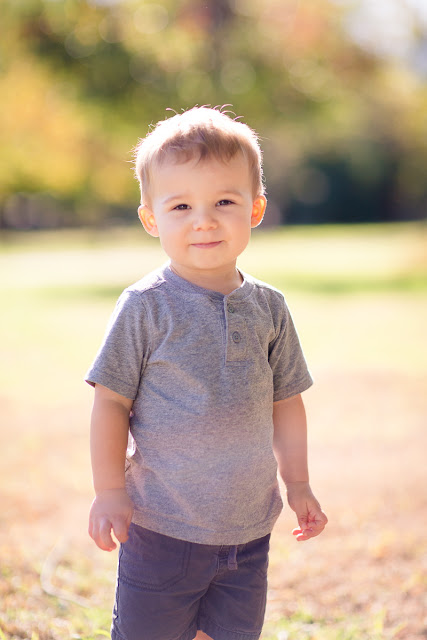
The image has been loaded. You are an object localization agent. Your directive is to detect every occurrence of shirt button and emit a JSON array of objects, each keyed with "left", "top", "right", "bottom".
[
  {"left": 232, "top": 331, "right": 241, "bottom": 343},
  {"left": 227, "top": 304, "right": 235, "bottom": 313}
]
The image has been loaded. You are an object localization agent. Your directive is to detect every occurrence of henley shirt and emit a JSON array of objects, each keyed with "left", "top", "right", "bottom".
[{"left": 86, "top": 264, "right": 313, "bottom": 545}]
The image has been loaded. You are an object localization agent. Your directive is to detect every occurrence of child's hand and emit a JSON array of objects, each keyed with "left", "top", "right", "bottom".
[
  {"left": 89, "top": 488, "right": 134, "bottom": 551},
  {"left": 286, "top": 482, "right": 328, "bottom": 542}
]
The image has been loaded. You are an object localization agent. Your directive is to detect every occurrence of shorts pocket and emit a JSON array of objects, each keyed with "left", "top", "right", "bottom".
[{"left": 119, "top": 524, "right": 191, "bottom": 592}]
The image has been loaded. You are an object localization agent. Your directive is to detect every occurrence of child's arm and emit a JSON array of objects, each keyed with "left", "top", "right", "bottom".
[
  {"left": 273, "top": 394, "right": 328, "bottom": 541},
  {"left": 88, "top": 383, "right": 135, "bottom": 551}
]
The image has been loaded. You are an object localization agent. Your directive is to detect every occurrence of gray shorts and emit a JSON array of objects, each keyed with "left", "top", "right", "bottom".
[{"left": 111, "top": 523, "right": 270, "bottom": 640}]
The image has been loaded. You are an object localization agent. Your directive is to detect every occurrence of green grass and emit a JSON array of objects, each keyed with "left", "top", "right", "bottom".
[
  {"left": 1, "top": 221, "right": 426, "bottom": 296},
  {"left": 261, "top": 608, "right": 407, "bottom": 640}
]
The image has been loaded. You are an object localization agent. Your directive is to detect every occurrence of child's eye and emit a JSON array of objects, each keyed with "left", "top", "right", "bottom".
[
  {"left": 173, "top": 204, "right": 190, "bottom": 210},
  {"left": 217, "top": 199, "right": 234, "bottom": 206}
]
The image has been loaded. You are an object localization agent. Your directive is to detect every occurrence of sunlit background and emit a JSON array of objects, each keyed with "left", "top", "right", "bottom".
[
  {"left": 0, "top": 2, "right": 426, "bottom": 640},
  {"left": 1, "top": 0, "right": 426, "bottom": 229}
]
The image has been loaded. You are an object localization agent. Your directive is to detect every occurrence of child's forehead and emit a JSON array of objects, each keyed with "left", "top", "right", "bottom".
[
  {"left": 145, "top": 153, "right": 253, "bottom": 205},
  {"left": 153, "top": 149, "right": 250, "bottom": 176}
]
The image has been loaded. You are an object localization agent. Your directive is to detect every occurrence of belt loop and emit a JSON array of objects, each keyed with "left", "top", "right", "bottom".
[{"left": 227, "top": 545, "right": 238, "bottom": 570}]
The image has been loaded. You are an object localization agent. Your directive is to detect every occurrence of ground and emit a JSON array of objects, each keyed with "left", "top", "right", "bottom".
[{"left": 0, "top": 223, "right": 426, "bottom": 640}]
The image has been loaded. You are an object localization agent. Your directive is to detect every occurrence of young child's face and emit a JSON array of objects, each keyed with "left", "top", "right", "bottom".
[{"left": 138, "top": 153, "right": 266, "bottom": 286}]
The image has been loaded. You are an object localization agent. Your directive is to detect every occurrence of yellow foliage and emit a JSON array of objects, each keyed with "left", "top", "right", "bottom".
[
  {"left": 0, "top": 56, "right": 90, "bottom": 195},
  {"left": 91, "top": 158, "right": 136, "bottom": 205}
]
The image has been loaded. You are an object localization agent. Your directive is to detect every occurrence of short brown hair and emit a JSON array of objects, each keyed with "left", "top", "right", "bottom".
[{"left": 133, "top": 106, "right": 264, "bottom": 204}]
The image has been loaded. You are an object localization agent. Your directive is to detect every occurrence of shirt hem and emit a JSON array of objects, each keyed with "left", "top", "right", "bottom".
[
  {"left": 130, "top": 504, "right": 283, "bottom": 546},
  {"left": 273, "top": 374, "right": 313, "bottom": 402},
  {"left": 84, "top": 369, "right": 137, "bottom": 400}
]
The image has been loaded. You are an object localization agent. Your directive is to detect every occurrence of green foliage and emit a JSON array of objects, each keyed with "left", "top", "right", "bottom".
[{"left": 1, "top": 0, "right": 426, "bottom": 228}]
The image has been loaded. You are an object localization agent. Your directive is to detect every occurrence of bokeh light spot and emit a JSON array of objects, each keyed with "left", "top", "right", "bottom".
[
  {"left": 64, "top": 27, "right": 98, "bottom": 58},
  {"left": 134, "top": 4, "right": 169, "bottom": 35}
]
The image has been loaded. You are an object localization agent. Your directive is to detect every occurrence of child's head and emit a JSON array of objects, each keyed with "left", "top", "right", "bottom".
[
  {"left": 133, "top": 106, "right": 264, "bottom": 206},
  {"left": 133, "top": 106, "right": 267, "bottom": 291}
]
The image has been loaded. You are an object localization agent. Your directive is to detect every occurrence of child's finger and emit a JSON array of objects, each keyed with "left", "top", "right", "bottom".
[
  {"left": 293, "top": 512, "right": 327, "bottom": 541},
  {"left": 293, "top": 527, "right": 309, "bottom": 541},
  {"left": 297, "top": 509, "right": 327, "bottom": 530},
  {"left": 112, "top": 518, "right": 130, "bottom": 544},
  {"left": 97, "top": 518, "right": 117, "bottom": 551}
]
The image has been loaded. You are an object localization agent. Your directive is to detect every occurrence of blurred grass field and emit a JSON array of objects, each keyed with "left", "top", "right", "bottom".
[{"left": 0, "top": 222, "right": 426, "bottom": 640}]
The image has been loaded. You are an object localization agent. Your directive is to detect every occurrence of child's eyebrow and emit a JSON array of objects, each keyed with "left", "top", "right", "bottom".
[
  {"left": 160, "top": 189, "right": 246, "bottom": 206},
  {"left": 217, "top": 189, "right": 245, "bottom": 198},
  {"left": 161, "top": 194, "right": 188, "bottom": 205}
]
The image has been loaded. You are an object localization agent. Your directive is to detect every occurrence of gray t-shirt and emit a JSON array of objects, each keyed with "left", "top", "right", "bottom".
[{"left": 86, "top": 264, "right": 313, "bottom": 545}]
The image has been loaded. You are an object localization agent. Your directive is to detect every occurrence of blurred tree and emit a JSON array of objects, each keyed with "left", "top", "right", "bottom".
[{"left": 0, "top": 0, "right": 426, "bottom": 228}]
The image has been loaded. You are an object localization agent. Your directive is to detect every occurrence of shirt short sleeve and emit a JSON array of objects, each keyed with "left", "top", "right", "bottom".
[
  {"left": 268, "top": 296, "right": 313, "bottom": 402},
  {"left": 85, "top": 290, "right": 148, "bottom": 400}
]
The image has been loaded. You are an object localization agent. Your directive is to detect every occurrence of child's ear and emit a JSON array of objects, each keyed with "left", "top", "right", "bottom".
[
  {"left": 251, "top": 196, "right": 267, "bottom": 228},
  {"left": 138, "top": 205, "right": 159, "bottom": 237}
]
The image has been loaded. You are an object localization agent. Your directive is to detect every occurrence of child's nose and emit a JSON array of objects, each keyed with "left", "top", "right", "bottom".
[{"left": 192, "top": 207, "right": 218, "bottom": 230}]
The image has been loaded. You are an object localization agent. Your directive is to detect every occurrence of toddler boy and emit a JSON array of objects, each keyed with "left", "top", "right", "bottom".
[{"left": 86, "top": 106, "right": 327, "bottom": 640}]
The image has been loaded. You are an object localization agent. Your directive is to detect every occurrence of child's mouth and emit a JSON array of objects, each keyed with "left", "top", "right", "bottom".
[{"left": 191, "top": 241, "right": 222, "bottom": 249}]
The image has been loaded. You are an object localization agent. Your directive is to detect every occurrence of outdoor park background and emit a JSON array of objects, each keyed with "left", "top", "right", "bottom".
[{"left": 0, "top": 1, "right": 426, "bottom": 639}]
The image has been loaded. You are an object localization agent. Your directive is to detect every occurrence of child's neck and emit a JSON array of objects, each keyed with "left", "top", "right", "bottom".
[{"left": 169, "top": 263, "right": 243, "bottom": 295}]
